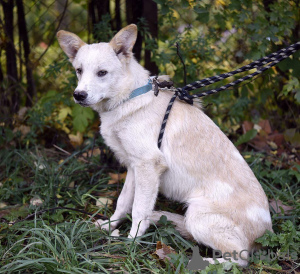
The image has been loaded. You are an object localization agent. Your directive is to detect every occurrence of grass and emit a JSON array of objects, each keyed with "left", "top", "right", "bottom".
[{"left": 0, "top": 141, "right": 299, "bottom": 273}]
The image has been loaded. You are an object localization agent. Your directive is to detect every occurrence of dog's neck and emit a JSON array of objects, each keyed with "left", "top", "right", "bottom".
[{"left": 94, "top": 58, "right": 150, "bottom": 113}]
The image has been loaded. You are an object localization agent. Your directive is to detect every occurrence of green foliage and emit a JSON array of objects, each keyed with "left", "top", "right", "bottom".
[
  {"left": 256, "top": 221, "right": 299, "bottom": 253},
  {"left": 1, "top": 147, "right": 299, "bottom": 273},
  {"left": 153, "top": 0, "right": 299, "bottom": 132},
  {"left": 234, "top": 129, "right": 257, "bottom": 146},
  {"left": 72, "top": 105, "right": 95, "bottom": 133},
  {"left": 93, "top": 14, "right": 116, "bottom": 42}
]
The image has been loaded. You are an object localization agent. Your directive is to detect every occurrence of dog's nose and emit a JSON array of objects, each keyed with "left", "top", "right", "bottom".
[{"left": 73, "top": 90, "right": 88, "bottom": 101}]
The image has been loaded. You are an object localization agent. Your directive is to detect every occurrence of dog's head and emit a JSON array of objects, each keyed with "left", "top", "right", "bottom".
[{"left": 57, "top": 25, "right": 138, "bottom": 107}]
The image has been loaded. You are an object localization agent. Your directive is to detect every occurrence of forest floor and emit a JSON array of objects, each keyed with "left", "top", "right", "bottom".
[{"left": 0, "top": 137, "right": 299, "bottom": 273}]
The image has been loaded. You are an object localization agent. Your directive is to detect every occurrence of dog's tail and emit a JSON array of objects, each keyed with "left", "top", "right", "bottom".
[{"left": 150, "top": 211, "right": 192, "bottom": 239}]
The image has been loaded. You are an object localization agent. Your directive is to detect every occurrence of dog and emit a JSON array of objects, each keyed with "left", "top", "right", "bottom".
[{"left": 57, "top": 24, "right": 272, "bottom": 266}]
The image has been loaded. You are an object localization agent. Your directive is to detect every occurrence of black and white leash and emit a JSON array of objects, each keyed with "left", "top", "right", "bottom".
[{"left": 157, "top": 41, "right": 300, "bottom": 149}]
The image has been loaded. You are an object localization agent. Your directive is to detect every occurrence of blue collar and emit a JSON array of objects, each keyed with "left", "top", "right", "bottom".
[{"left": 128, "top": 79, "right": 152, "bottom": 100}]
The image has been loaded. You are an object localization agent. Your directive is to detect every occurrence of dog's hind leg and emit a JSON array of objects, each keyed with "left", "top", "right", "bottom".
[
  {"left": 185, "top": 201, "right": 250, "bottom": 267},
  {"left": 95, "top": 168, "right": 135, "bottom": 231}
]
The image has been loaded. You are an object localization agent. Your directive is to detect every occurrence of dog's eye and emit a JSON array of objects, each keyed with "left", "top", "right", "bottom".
[
  {"left": 76, "top": 68, "right": 82, "bottom": 75},
  {"left": 97, "top": 70, "right": 107, "bottom": 77}
]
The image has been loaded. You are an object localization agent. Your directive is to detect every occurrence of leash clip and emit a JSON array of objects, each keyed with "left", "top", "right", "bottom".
[
  {"left": 152, "top": 76, "right": 175, "bottom": 97},
  {"left": 152, "top": 76, "right": 160, "bottom": 96}
]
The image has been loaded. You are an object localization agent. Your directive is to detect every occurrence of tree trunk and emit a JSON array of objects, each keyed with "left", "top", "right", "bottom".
[
  {"left": 126, "top": 0, "right": 143, "bottom": 61},
  {"left": 1, "top": 0, "right": 19, "bottom": 114},
  {"left": 88, "top": 0, "right": 110, "bottom": 39},
  {"left": 143, "top": 0, "right": 158, "bottom": 75},
  {"left": 95, "top": 0, "right": 109, "bottom": 23},
  {"left": 0, "top": 49, "right": 3, "bottom": 83},
  {"left": 16, "top": 0, "right": 36, "bottom": 106},
  {"left": 115, "top": 0, "right": 121, "bottom": 30}
]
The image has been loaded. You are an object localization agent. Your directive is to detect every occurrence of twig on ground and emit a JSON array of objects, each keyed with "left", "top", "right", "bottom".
[{"left": 53, "top": 144, "right": 71, "bottom": 155}]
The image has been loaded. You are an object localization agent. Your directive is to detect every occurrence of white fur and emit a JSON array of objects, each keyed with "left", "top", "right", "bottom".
[
  {"left": 57, "top": 25, "right": 273, "bottom": 267},
  {"left": 246, "top": 206, "right": 272, "bottom": 223}
]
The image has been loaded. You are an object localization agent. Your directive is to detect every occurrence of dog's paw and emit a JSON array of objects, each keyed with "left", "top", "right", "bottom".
[
  {"left": 94, "top": 219, "right": 109, "bottom": 231},
  {"left": 111, "top": 229, "right": 120, "bottom": 237}
]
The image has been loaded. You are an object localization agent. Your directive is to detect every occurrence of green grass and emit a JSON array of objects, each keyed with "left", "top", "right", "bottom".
[{"left": 0, "top": 144, "right": 299, "bottom": 273}]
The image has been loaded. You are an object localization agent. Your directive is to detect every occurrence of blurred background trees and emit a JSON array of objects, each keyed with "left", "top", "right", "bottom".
[{"left": 0, "top": 0, "right": 299, "bottom": 151}]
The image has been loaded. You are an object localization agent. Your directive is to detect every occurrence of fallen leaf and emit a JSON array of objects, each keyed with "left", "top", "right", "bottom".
[
  {"left": 96, "top": 197, "right": 113, "bottom": 208},
  {"left": 284, "top": 128, "right": 300, "bottom": 147},
  {"left": 267, "top": 141, "right": 278, "bottom": 150},
  {"left": 108, "top": 172, "right": 127, "bottom": 184},
  {"left": 13, "top": 125, "right": 30, "bottom": 139},
  {"left": 154, "top": 241, "right": 176, "bottom": 261},
  {"left": 68, "top": 131, "right": 83, "bottom": 147},
  {"left": 267, "top": 133, "right": 284, "bottom": 147},
  {"left": 17, "top": 107, "right": 28, "bottom": 120},
  {"left": 258, "top": 120, "right": 272, "bottom": 134},
  {"left": 269, "top": 199, "right": 294, "bottom": 215},
  {"left": 0, "top": 202, "right": 8, "bottom": 209},
  {"left": 242, "top": 121, "right": 254, "bottom": 133},
  {"left": 82, "top": 148, "right": 101, "bottom": 158}
]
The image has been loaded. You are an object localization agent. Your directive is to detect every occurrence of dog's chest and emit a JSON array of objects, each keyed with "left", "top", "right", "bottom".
[{"left": 100, "top": 117, "right": 131, "bottom": 166}]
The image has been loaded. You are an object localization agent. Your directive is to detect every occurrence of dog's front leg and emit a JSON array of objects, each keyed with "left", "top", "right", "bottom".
[
  {"left": 129, "top": 157, "right": 166, "bottom": 238},
  {"left": 96, "top": 168, "right": 135, "bottom": 231}
]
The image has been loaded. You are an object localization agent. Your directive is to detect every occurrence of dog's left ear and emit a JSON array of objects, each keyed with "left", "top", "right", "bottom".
[{"left": 109, "top": 24, "right": 137, "bottom": 61}]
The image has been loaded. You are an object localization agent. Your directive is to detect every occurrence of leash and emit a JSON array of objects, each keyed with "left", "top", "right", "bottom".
[{"left": 156, "top": 41, "right": 300, "bottom": 149}]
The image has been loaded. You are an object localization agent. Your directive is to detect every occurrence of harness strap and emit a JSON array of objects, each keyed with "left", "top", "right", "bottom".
[{"left": 157, "top": 41, "right": 300, "bottom": 149}]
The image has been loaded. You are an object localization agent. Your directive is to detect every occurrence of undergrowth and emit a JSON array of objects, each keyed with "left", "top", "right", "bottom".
[{"left": 0, "top": 143, "right": 299, "bottom": 273}]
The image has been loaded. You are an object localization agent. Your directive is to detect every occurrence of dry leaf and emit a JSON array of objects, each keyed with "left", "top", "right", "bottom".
[
  {"left": 17, "top": 107, "right": 28, "bottom": 120},
  {"left": 0, "top": 202, "right": 8, "bottom": 209},
  {"left": 82, "top": 148, "right": 101, "bottom": 158},
  {"left": 108, "top": 172, "right": 127, "bottom": 184},
  {"left": 258, "top": 120, "right": 272, "bottom": 135},
  {"left": 154, "top": 241, "right": 176, "bottom": 261},
  {"left": 242, "top": 121, "right": 254, "bottom": 133},
  {"left": 269, "top": 199, "right": 294, "bottom": 215},
  {"left": 68, "top": 132, "right": 83, "bottom": 147},
  {"left": 13, "top": 125, "right": 30, "bottom": 139},
  {"left": 267, "top": 141, "right": 278, "bottom": 150},
  {"left": 96, "top": 197, "right": 113, "bottom": 208},
  {"left": 96, "top": 191, "right": 118, "bottom": 197}
]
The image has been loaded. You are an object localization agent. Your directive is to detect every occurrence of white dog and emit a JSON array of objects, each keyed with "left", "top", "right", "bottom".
[{"left": 57, "top": 24, "right": 272, "bottom": 266}]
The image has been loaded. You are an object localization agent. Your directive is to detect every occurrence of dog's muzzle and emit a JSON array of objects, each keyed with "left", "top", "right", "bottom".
[{"left": 73, "top": 90, "right": 88, "bottom": 102}]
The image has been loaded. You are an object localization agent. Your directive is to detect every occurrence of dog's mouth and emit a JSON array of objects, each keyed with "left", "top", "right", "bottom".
[
  {"left": 74, "top": 98, "right": 91, "bottom": 107},
  {"left": 78, "top": 102, "right": 90, "bottom": 107},
  {"left": 75, "top": 95, "right": 105, "bottom": 107}
]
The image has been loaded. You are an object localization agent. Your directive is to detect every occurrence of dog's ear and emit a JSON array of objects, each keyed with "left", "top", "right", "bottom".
[
  {"left": 57, "top": 30, "right": 86, "bottom": 62},
  {"left": 109, "top": 24, "right": 137, "bottom": 61}
]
